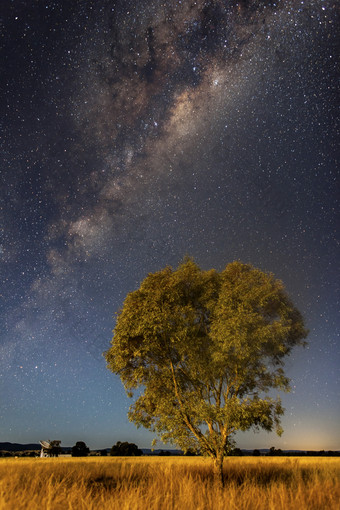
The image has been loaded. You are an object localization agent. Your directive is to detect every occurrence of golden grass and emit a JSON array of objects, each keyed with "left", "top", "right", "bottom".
[{"left": 0, "top": 456, "right": 339, "bottom": 510}]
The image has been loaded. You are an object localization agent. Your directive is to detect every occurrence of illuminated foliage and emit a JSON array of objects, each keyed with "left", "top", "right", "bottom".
[{"left": 105, "top": 259, "right": 308, "bottom": 485}]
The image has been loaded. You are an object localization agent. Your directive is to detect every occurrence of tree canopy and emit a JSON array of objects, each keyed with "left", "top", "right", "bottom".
[
  {"left": 110, "top": 441, "right": 143, "bottom": 457},
  {"left": 105, "top": 259, "right": 308, "bottom": 485},
  {"left": 71, "top": 441, "right": 90, "bottom": 457}
]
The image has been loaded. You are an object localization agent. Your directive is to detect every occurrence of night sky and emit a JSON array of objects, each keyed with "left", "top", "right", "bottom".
[{"left": 1, "top": 0, "right": 339, "bottom": 451}]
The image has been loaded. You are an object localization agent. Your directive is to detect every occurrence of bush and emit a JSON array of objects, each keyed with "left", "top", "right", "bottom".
[
  {"left": 110, "top": 441, "right": 142, "bottom": 456},
  {"left": 71, "top": 441, "right": 90, "bottom": 457}
]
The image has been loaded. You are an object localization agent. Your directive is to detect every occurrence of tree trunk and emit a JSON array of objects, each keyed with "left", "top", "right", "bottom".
[{"left": 213, "top": 453, "right": 225, "bottom": 488}]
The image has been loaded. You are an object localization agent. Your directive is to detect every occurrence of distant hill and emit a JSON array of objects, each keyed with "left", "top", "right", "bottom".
[
  {"left": 141, "top": 448, "right": 182, "bottom": 455},
  {"left": 0, "top": 442, "right": 72, "bottom": 453},
  {"left": 0, "top": 442, "right": 41, "bottom": 452}
]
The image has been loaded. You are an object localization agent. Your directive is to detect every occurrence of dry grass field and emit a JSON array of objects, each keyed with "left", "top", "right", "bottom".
[{"left": 0, "top": 455, "right": 339, "bottom": 509}]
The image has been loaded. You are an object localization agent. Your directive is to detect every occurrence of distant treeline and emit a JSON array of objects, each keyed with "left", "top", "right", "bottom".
[{"left": 1, "top": 442, "right": 339, "bottom": 458}]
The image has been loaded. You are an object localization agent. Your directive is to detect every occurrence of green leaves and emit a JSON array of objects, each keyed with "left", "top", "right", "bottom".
[{"left": 105, "top": 259, "right": 308, "bottom": 461}]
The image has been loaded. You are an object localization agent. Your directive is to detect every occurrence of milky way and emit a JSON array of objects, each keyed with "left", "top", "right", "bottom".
[{"left": 1, "top": 1, "right": 339, "bottom": 450}]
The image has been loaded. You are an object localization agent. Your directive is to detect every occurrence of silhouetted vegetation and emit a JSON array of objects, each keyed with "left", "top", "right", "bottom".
[
  {"left": 71, "top": 441, "right": 90, "bottom": 457},
  {"left": 110, "top": 441, "right": 142, "bottom": 456},
  {"left": 183, "top": 449, "right": 198, "bottom": 456},
  {"left": 230, "top": 448, "right": 244, "bottom": 456},
  {"left": 269, "top": 446, "right": 283, "bottom": 456}
]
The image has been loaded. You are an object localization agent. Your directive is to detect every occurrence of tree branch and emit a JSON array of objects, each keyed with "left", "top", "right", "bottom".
[{"left": 169, "top": 359, "right": 215, "bottom": 456}]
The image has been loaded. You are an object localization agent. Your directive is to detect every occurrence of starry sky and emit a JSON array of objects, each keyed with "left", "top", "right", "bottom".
[{"left": 1, "top": 0, "right": 339, "bottom": 451}]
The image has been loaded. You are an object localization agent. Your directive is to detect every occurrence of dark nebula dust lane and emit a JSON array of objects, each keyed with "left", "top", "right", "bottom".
[{"left": 1, "top": 0, "right": 339, "bottom": 450}]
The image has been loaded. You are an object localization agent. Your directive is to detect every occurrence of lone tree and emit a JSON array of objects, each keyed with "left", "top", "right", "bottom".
[
  {"left": 71, "top": 441, "right": 90, "bottom": 457},
  {"left": 110, "top": 441, "right": 142, "bottom": 456},
  {"left": 105, "top": 259, "right": 307, "bottom": 486}
]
